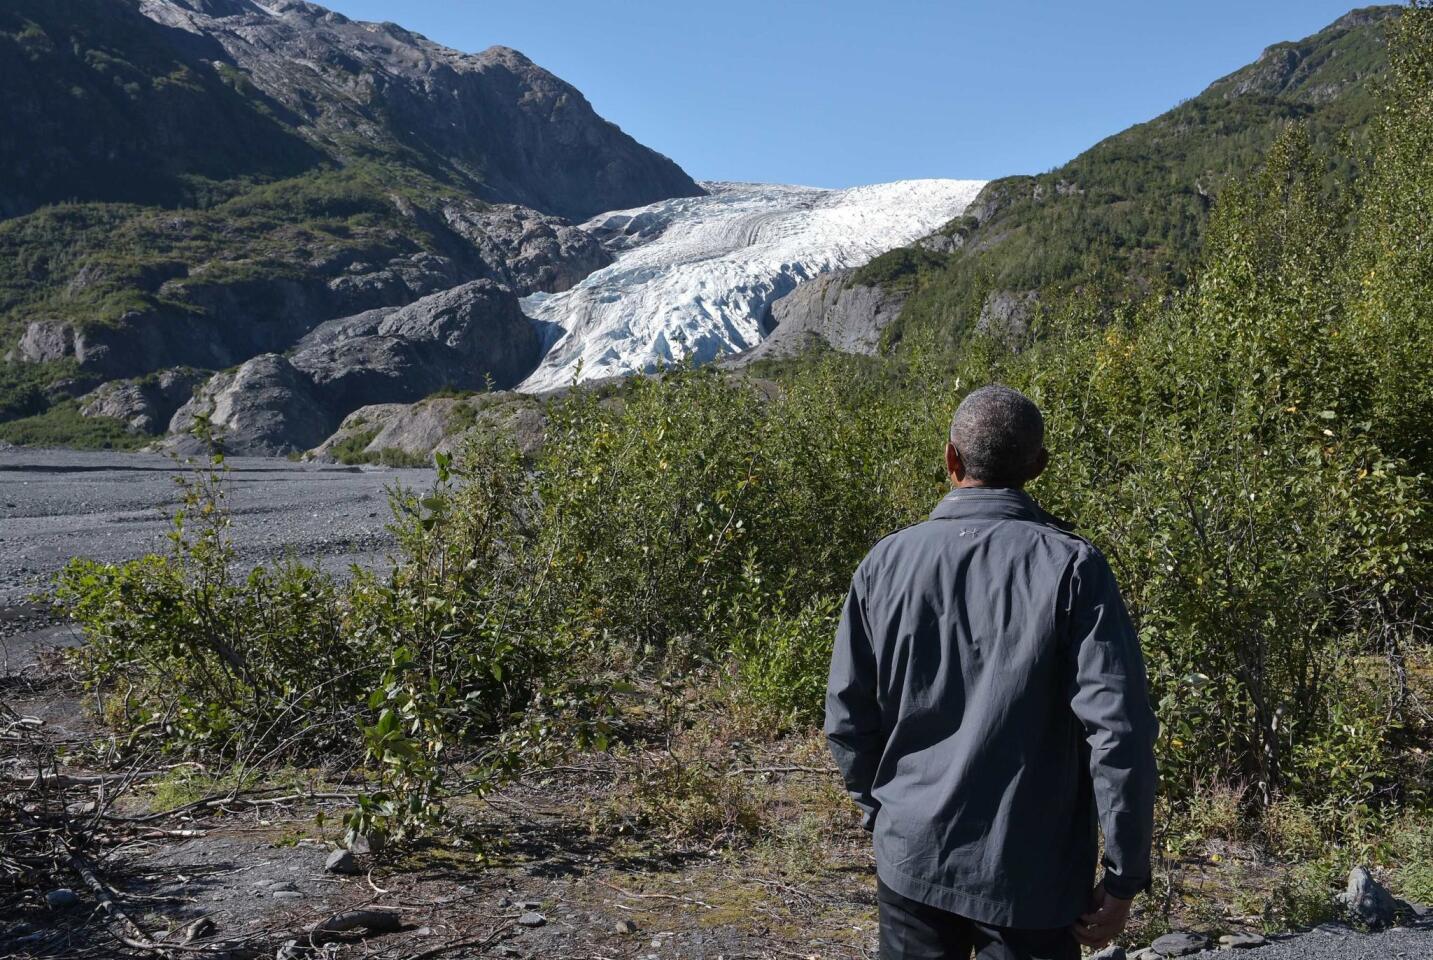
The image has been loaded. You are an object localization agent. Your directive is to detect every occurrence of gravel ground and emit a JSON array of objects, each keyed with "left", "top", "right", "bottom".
[
  {"left": 0, "top": 448, "right": 434, "bottom": 606},
  {"left": 1185, "top": 921, "right": 1433, "bottom": 959}
]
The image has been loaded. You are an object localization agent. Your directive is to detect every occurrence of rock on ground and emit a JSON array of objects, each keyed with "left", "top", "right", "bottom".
[
  {"left": 1150, "top": 931, "right": 1209, "bottom": 956},
  {"left": 1336, "top": 866, "right": 1398, "bottom": 928}
]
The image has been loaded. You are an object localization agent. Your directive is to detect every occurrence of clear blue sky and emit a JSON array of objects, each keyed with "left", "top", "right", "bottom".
[{"left": 323, "top": 0, "right": 1367, "bottom": 187}]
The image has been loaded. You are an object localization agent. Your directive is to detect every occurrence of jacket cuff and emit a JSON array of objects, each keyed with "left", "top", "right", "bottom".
[{"left": 1101, "top": 871, "right": 1149, "bottom": 900}]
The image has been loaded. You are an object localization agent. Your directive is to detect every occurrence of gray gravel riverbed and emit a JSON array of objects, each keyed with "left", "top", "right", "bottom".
[
  {"left": 1183, "top": 922, "right": 1433, "bottom": 959},
  {"left": 0, "top": 448, "right": 434, "bottom": 607}
]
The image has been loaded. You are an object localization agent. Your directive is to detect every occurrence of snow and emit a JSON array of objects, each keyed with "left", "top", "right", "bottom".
[{"left": 516, "top": 178, "right": 987, "bottom": 392}]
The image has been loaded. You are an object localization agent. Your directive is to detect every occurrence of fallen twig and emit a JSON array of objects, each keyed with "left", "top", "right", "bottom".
[
  {"left": 102, "top": 790, "right": 357, "bottom": 824},
  {"left": 68, "top": 847, "right": 224, "bottom": 956},
  {"left": 597, "top": 878, "right": 713, "bottom": 909}
]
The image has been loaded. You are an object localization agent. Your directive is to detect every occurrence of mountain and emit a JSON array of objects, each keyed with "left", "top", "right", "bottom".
[
  {"left": 0, "top": 0, "right": 699, "bottom": 222},
  {"left": 799, "top": 6, "right": 1399, "bottom": 351},
  {"left": 0, "top": 0, "right": 700, "bottom": 433},
  {"left": 517, "top": 180, "right": 986, "bottom": 392}
]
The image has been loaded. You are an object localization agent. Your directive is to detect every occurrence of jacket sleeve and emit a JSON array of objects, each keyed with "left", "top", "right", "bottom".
[
  {"left": 824, "top": 569, "right": 885, "bottom": 830},
  {"left": 1066, "top": 546, "right": 1158, "bottom": 900}
]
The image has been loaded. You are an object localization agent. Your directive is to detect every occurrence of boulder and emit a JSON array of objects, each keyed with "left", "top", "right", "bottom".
[
  {"left": 1337, "top": 866, "right": 1397, "bottom": 929},
  {"left": 1149, "top": 931, "right": 1208, "bottom": 957},
  {"left": 1219, "top": 932, "right": 1267, "bottom": 949},
  {"left": 324, "top": 849, "right": 359, "bottom": 875}
]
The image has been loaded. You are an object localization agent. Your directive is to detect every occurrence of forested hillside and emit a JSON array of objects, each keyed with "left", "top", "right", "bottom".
[{"left": 855, "top": 6, "right": 1399, "bottom": 345}]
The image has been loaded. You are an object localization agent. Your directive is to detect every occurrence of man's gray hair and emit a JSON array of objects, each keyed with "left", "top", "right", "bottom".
[{"left": 950, "top": 384, "right": 1045, "bottom": 484}]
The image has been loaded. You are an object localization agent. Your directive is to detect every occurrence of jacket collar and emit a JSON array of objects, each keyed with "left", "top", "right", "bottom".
[{"left": 928, "top": 487, "right": 1075, "bottom": 530}]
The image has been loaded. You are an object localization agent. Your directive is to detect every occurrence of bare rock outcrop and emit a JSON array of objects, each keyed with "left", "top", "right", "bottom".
[
  {"left": 2, "top": 0, "right": 701, "bottom": 431},
  {"left": 291, "top": 280, "right": 540, "bottom": 412},
  {"left": 164, "top": 281, "right": 543, "bottom": 456},
  {"left": 168, "top": 354, "right": 331, "bottom": 457},
  {"left": 975, "top": 290, "right": 1040, "bottom": 348},
  {"left": 312, "top": 393, "right": 547, "bottom": 463},
  {"left": 132, "top": 0, "right": 702, "bottom": 223},
  {"left": 78, "top": 368, "right": 209, "bottom": 435},
  {"left": 441, "top": 203, "right": 612, "bottom": 295},
  {"left": 731, "top": 270, "right": 906, "bottom": 364}
]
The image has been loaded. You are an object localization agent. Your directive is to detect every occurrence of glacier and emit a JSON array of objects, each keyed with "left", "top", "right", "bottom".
[{"left": 516, "top": 178, "right": 987, "bottom": 392}]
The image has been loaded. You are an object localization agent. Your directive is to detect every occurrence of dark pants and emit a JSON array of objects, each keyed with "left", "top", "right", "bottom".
[{"left": 877, "top": 880, "right": 1079, "bottom": 960}]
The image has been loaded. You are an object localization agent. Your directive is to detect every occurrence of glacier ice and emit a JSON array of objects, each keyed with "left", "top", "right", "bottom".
[{"left": 516, "top": 178, "right": 987, "bottom": 392}]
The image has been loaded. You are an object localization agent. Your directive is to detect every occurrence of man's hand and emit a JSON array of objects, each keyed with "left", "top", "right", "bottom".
[{"left": 1071, "top": 883, "right": 1132, "bottom": 949}]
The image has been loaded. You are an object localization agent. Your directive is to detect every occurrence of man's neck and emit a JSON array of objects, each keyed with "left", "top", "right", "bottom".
[{"left": 952, "top": 480, "right": 1025, "bottom": 491}]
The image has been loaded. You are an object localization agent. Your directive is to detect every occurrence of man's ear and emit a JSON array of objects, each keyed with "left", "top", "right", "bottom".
[
  {"left": 945, "top": 441, "right": 963, "bottom": 483},
  {"left": 1028, "top": 447, "right": 1050, "bottom": 482}
]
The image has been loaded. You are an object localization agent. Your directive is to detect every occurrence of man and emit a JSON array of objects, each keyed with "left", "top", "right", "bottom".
[{"left": 825, "top": 384, "right": 1157, "bottom": 960}]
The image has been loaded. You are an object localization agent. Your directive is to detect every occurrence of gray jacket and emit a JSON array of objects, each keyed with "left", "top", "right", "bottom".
[{"left": 825, "top": 487, "right": 1157, "bottom": 929}]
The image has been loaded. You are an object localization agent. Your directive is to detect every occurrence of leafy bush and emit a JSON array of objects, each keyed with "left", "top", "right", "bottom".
[
  {"left": 0, "top": 399, "right": 145, "bottom": 449},
  {"left": 729, "top": 589, "right": 840, "bottom": 724},
  {"left": 1392, "top": 817, "right": 1433, "bottom": 903},
  {"left": 1264, "top": 859, "right": 1341, "bottom": 931},
  {"left": 57, "top": 441, "right": 612, "bottom": 844},
  {"left": 60, "top": 459, "right": 359, "bottom": 757}
]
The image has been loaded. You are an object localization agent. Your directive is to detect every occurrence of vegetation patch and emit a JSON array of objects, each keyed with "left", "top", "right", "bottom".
[{"left": 0, "top": 399, "right": 145, "bottom": 449}]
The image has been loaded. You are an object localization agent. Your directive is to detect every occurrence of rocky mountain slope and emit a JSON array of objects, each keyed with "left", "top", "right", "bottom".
[
  {"left": 517, "top": 180, "right": 985, "bottom": 391},
  {"left": 0, "top": 0, "right": 700, "bottom": 441},
  {"left": 821, "top": 6, "right": 1400, "bottom": 351},
  {"left": 1, "top": 0, "right": 699, "bottom": 223}
]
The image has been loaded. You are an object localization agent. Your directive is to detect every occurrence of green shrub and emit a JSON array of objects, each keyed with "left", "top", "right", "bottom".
[
  {"left": 1392, "top": 817, "right": 1433, "bottom": 904},
  {"left": 327, "top": 426, "right": 379, "bottom": 464},
  {"left": 1264, "top": 859, "right": 1341, "bottom": 932},
  {"left": 0, "top": 399, "right": 144, "bottom": 449},
  {"left": 729, "top": 589, "right": 840, "bottom": 723}
]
